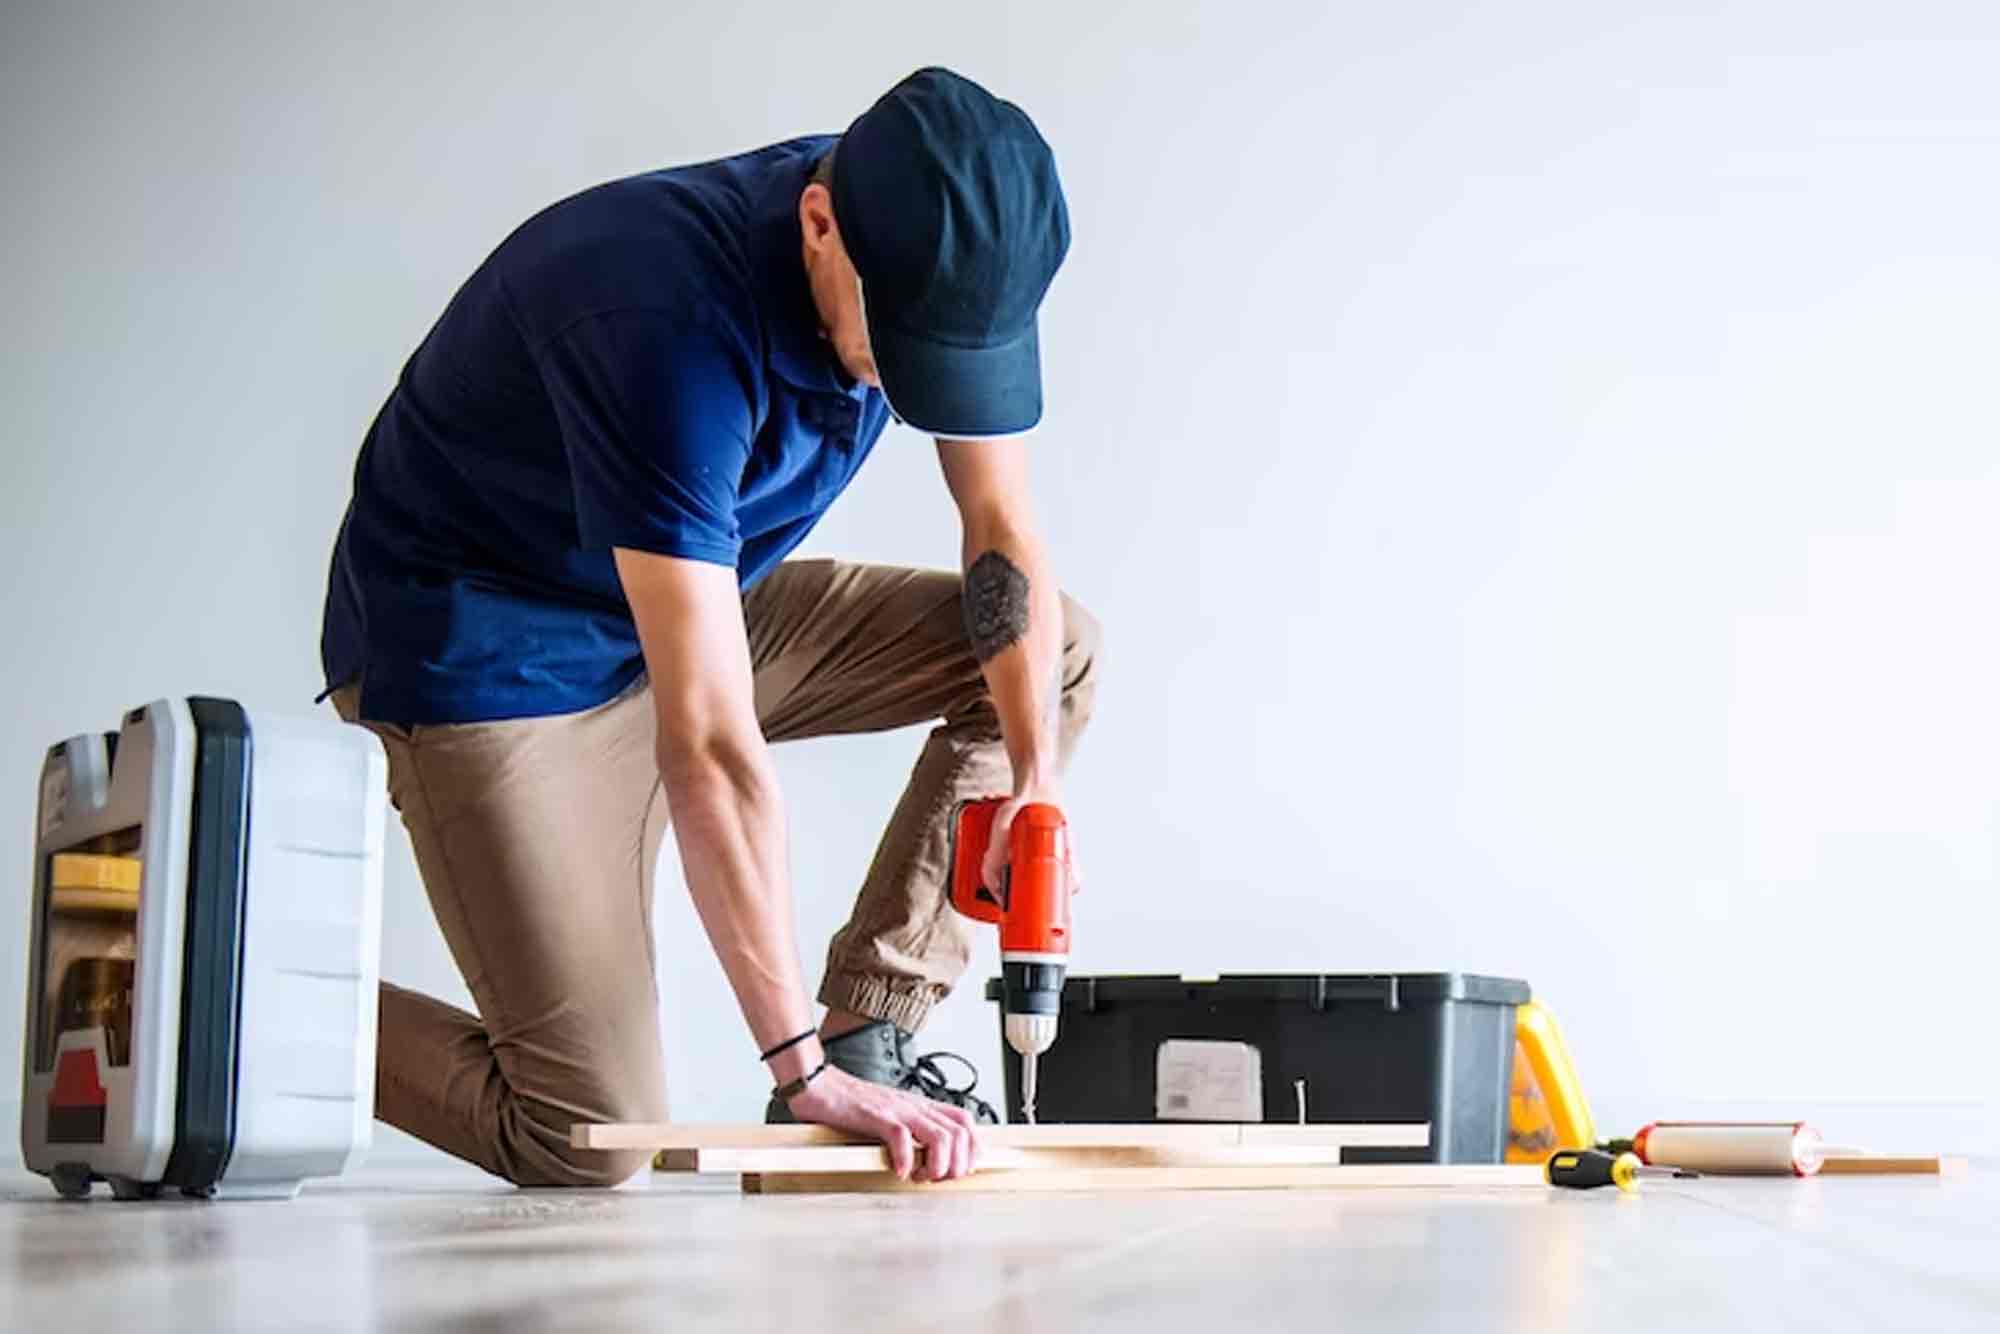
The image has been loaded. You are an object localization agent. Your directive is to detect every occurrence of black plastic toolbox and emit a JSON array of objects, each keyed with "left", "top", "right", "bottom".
[{"left": 983, "top": 972, "right": 1530, "bottom": 1163}]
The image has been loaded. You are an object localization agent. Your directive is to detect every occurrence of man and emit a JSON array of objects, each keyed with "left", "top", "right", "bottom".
[{"left": 319, "top": 67, "right": 1097, "bottom": 1187}]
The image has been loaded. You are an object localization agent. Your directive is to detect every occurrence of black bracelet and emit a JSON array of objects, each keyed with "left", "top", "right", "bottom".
[
  {"left": 759, "top": 1028, "right": 818, "bottom": 1063},
  {"left": 771, "top": 1060, "right": 829, "bottom": 1103}
]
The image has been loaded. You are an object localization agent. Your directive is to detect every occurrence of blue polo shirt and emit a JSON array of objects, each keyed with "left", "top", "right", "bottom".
[{"left": 321, "top": 137, "right": 891, "bottom": 725}]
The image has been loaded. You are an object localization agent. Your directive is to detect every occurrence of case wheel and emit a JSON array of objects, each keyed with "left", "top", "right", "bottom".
[{"left": 50, "top": 1163, "right": 95, "bottom": 1199}]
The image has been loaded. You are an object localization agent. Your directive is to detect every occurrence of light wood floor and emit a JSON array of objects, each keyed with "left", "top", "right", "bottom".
[{"left": 4, "top": 1155, "right": 1994, "bottom": 1331}]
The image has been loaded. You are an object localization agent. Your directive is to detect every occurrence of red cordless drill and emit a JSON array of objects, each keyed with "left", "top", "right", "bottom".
[{"left": 949, "top": 798, "right": 1073, "bottom": 1124}]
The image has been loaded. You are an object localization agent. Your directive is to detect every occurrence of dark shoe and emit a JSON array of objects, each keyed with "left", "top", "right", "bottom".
[{"left": 764, "top": 1021, "right": 1000, "bottom": 1125}]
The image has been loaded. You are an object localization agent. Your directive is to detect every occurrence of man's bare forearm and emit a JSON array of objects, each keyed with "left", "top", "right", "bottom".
[
  {"left": 657, "top": 739, "right": 817, "bottom": 1054},
  {"left": 961, "top": 512, "right": 1063, "bottom": 792}
]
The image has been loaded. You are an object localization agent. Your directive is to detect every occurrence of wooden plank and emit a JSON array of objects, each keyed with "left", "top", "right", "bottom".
[
  {"left": 1817, "top": 1154, "right": 1968, "bottom": 1177},
  {"left": 575, "top": 1120, "right": 1428, "bottom": 1153},
  {"left": 1239, "top": 1123, "right": 1429, "bottom": 1147},
  {"left": 740, "top": 1164, "right": 1546, "bottom": 1195},
  {"left": 658, "top": 1142, "right": 1387, "bottom": 1175}
]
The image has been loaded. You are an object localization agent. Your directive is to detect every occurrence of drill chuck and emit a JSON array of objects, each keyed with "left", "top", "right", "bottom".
[
  {"left": 1003, "top": 1012, "right": 1057, "bottom": 1056},
  {"left": 1002, "top": 959, "right": 1062, "bottom": 1126},
  {"left": 1000, "top": 958, "right": 1062, "bottom": 1056},
  {"left": 1000, "top": 958, "right": 1064, "bottom": 1014}
]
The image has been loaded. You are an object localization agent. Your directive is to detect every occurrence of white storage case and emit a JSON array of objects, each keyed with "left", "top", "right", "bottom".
[{"left": 22, "top": 697, "right": 386, "bottom": 1199}]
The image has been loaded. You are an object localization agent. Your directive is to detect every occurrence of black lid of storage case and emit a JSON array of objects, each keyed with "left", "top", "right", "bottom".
[{"left": 984, "top": 972, "right": 1531, "bottom": 1010}]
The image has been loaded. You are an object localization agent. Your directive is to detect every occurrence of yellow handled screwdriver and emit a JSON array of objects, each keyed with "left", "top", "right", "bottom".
[{"left": 1545, "top": 1148, "right": 1696, "bottom": 1192}]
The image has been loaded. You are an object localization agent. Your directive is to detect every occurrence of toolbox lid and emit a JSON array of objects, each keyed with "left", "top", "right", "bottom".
[{"left": 983, "top": 972, "right": 1531, "bottom": 1011}]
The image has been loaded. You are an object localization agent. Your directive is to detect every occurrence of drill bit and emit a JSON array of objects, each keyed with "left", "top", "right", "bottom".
[{"left": 1020, "top": 1051, "right": 1039, "bottom": 1125}]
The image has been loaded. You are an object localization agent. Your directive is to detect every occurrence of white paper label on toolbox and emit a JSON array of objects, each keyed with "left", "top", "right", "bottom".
[{"left": 1155, "top": 1039, "right": 1263, "bottom": 1122}]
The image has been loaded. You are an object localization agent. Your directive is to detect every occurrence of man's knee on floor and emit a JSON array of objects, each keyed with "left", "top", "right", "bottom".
[
  {"left": 497, "top": 1089, "right": 659, "bottom": 1188},
  {"left": 508, "top": 1143, "right": 652, "bottom": 1189}
]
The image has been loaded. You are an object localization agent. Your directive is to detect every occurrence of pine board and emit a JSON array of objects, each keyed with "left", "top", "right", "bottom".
[
  {"left": 740, "top": 1164, "right": 1546, "bottom": 1195},
  {"left": 1817, "top": 1154, "right": 1968, "bottom": 1177},
  {"left": 570, "top": 1120, "right": 1430, "bottom": 1153},
  {"left": 658, "top": 1143, "right": 1387, "bottom": 1175}
]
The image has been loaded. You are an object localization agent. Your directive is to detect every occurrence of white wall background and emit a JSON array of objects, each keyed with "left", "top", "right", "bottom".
[{"left": 4, "top": 1, "right": 1995, "bottom": 1161}]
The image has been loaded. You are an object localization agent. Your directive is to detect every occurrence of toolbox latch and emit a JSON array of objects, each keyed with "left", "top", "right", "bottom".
[{"left": 1309, "top": 974, "right": 1402, "bottom": 1012}]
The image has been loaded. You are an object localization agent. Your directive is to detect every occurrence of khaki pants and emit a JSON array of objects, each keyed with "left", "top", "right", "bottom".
[{"left": 334, "top": 559, "right": 1100, "bottom": 1186}]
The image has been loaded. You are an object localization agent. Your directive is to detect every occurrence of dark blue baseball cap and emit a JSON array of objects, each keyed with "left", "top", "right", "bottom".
[{"left": 831, "top": 68, "right": 1070, "bottom": 437}]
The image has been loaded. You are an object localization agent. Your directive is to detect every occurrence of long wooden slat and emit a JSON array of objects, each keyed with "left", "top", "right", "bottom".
[
  {"left": 573, "top": 1120, "right": 1429, "bottom": 1153},
  {"left": 658, "top": 1143, "right": 1392, "bottom": 1175},
  {"left": 1238, "top": 1124, "right": 1430, "bottom": 1147},
  {"left": 1817, "top": 1154, "right": 1968, "bottom": 1177},
  {"left": 740, "top": 1164, "right": 1545, "bottom": 1195}
]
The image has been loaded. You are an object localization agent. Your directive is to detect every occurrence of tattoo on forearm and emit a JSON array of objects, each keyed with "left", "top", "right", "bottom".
[{"left": 962, "top": 550, "right": 1031, "bottom": 663}]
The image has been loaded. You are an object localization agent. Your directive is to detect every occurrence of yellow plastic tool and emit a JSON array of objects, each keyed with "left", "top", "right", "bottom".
[
  {"left": 1506, "top": 1000, "right": 1596, "bottom": 1161},
  {"left": 49, "top": 853, "right": 141, "bottom": 913}
]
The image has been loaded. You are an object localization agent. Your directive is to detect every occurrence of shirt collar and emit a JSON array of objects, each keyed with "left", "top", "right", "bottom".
[{"left": 747, "top": 152, "right": 858, "bottom": 399}]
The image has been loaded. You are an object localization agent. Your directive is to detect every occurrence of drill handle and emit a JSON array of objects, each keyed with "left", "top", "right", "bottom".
[{"left": 948, "top": 798, "right": 1006, "bottom": 924}]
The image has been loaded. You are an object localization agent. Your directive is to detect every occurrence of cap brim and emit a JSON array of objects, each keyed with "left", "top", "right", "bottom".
[{"left": 864, "top": 300, "right": 1043, "bottom": 438}]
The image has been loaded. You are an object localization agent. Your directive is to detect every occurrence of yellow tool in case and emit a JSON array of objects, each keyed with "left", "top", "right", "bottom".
[{"left": 22, "top": 697, "right": 385, "bottom": 1199}]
